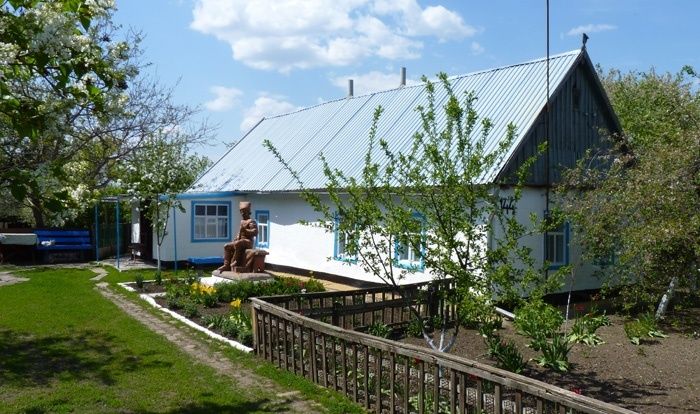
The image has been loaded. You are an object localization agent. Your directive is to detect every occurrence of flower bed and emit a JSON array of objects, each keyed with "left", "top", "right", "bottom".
[{"left": 127, "top": 273, "right": 325, "bottom": 348}]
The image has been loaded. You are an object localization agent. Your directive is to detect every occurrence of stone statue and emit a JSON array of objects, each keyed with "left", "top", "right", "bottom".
[{"left": 217, "top": 201, "right": 258, "bottom": 273}]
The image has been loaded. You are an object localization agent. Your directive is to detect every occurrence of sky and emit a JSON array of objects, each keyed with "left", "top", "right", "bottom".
[{"left": 113, "top": 0, "right": 700, "bottom": 161}]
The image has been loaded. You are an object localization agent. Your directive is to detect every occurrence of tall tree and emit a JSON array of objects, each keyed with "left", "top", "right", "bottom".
[
  {"left": 560, "top": 66, "right": 700, "bottom": 316},
  {"left": 0, "top": 1, "right": 214, "bottom": 226},
  {"left": 0, "top": 0, "right": 131, "bottom": 222}
]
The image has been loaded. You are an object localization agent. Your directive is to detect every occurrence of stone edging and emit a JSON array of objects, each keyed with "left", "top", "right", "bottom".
[{"left": 117, "top": 282, "right": 253, "bottom": 353}]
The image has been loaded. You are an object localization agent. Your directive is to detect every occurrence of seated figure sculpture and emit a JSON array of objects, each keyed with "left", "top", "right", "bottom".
[{"left": 217, "top": 201, "right": 258, "bottom": 273}]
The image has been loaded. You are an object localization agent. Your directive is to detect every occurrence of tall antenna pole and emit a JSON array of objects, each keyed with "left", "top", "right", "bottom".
[
  {"left": 544, "top": 0, "right": 551, "bottom": 276},
  {"left": 545, "top": 0, "right": 550, "bottom": 207}
]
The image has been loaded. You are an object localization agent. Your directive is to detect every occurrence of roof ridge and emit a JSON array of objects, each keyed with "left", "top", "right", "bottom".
[{"left": 263, "top": 49, "right": 582, "bottom": 121}]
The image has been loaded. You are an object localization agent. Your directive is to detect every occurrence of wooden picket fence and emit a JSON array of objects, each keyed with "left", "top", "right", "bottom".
[{"left": 250, "top": 282, "right": 637, "bottom": 414}]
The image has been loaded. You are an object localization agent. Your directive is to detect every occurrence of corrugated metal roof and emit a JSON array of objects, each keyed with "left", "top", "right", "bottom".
[{"left": 190, "top": 49, "right": 583, "bottom": 193}]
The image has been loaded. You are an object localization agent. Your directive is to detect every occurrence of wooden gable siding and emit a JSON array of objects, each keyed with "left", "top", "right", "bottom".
[{"left": 499, "top": 57, "right": 620, "bottom": 185}]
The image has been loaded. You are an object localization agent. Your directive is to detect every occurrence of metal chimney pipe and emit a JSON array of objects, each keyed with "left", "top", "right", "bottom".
[
  {"left": 348, "top": 79, "right": 354, "bottom": 97},
  {"left": 400, "top": 67, "right": 406, "bottom": 87}
]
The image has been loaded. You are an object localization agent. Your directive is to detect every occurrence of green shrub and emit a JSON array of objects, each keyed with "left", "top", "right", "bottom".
[
  {"left": 535, "top": 333, "right": 572, "bottom": 372},
  {"left": 624, "top": 313, "right": 667, "bottom": 345},
  {"left": 201, "top": 292, "right": 219, "bottom": 308},
  {"left": 367, "top": 322, "right": 392, "bottom": 338},
  {"left": 406, "top": 318, "right": 424, "bottom": 338},
  {"left": 154, "top": 270, "right": 162, "bottom": 285},
  {"left": 568, "top": 312, "right": 608, "bottom": 346},
  {"left": 182, "top": 300, "right": 199, "bottom": 318},
  {"left": 458, "top": 293, "right": 500, "bottom": 329},
  {"left": 514, "top": 300, "right": 563, "bottom": 351},
  {"left": 482, "top": 326, "right": 526, "bottom": 374},
  {"left": 134, "top": 273, "right": 144, "bottom": 290},
  {"left": 214, "top": 276, "right": 325, "bottom": 303}
]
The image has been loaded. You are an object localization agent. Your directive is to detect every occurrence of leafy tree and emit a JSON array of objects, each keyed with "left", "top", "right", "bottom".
[
  {"left": 267, "top": 74, "right": 561, "bottom": 351},
  {"left": 0, "top": 1, "right": 214, "bottom": 227},
  {"left": 560, "top": 67, "right": 700, "bottom": 317},
  {"left": 0, "top": 0, "right": 131, "bottom": 222}
]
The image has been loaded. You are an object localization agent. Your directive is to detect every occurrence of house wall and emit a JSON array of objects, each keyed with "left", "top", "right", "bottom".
[
  {"left": 492, "top": 187, "right": 603, "bottom": 293},
  {"left": 157, "top": 188, "right": 604, "bottom": 291},
  {"left": 153, "top": 194, "right": 245, "bottom": 262}
]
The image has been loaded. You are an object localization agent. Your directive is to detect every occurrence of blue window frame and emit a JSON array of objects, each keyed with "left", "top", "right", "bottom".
[
  {"left": 191, "top": 201, "right": 231, "bottom": 243},
  {"left": 545, "top": 220, "right": 570, "bottom": 269},
  {"left": 255, "top": 210, "right": 270, "bottom": 248},
  {"left": 333, "top": 213, "right": 357, "bottom": 262},
  {"left": 394, "top": 213, "right": 425, "bottom": 270}
]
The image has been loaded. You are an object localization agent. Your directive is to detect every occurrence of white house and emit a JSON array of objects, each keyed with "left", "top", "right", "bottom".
[{"left": 155, "top": 47, "right": 620, "bottom": 290}]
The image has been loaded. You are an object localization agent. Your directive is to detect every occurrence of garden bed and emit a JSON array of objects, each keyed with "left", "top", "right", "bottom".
[
  {"left": 401, "top": 307, "right": 700, "bottom": 413},
  {"left": 123, "top": 273, "right": 325, "bottom": 350}
]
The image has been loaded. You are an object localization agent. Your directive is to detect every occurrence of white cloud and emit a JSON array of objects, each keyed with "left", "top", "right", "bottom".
[
  {"left": 205, "top": 85, "right": 243, "bottom": 112},
  {"left": 191, "top": 0, "right": 475, "bottom": 72},
  {"left": 566, "top": 23, "right": 617, "bottom": 37},
  {"left": 470, "top": 41, "right": 484, "bottom": 55},
  {"left": 240, "top": 94, "right": 300, "bottom": 132},
  {"left": 331, "top": 70, "right": 419, "bottom": 95}
]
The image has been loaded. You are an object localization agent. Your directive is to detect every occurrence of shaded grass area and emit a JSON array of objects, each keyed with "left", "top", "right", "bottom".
[{"left": 0, "top": 268, "right": 291, "bottom": 413}]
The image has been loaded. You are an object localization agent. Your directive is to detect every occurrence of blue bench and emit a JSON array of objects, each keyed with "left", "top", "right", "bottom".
[
  {"left": 34, "top": 229, "right": 92, "bottom": 263},
  {"left": 187, "top": 256, "right": 224, "bottom": 267},
  {"left": 35, "top": 230, "right": 92, "bottom": 251}
]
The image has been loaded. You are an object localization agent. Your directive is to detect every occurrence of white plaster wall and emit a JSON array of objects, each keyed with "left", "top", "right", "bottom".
[
  {"left": 245, "top": 193, "right": 435, "bottom": 285},
  {"left": 489, "top": 187, "right": 603, "bottom": 292},
  {"left": 156, "top": 189, "right": 603, "bottom": 291},
  {"left": 154, "top": 195, "right": 243, "bottom": 261}
]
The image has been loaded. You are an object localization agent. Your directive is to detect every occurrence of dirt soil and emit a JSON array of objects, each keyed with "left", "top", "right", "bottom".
[{"left": 404, "top": 309, "right": 700, "bottom": 414}]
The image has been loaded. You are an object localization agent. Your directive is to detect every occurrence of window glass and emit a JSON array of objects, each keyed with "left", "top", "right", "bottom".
[
  {"left": 545, "top": 222, "right": 567, "bottom": 266},
  {"left": 192, "top": 203, "right": 229, "bottom": 240}
]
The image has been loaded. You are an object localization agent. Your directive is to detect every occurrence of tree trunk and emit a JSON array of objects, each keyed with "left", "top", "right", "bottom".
[
  {"left": 29, "top": 194, "right": 45, "bottom": 228},
  {"left": 156, "top": 242, "right": 162, "bottom": 273},
  {"left": 655, "top": 276, "right": 677, "bottom": 319}
]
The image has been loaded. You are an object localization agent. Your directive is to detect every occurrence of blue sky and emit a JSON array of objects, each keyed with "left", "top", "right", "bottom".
[{"left": 114, "top": 0, "right": 699, "bottom": 160}]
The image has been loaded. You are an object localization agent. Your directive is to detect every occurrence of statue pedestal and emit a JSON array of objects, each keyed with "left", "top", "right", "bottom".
[{"left": 212, "top": 271, "right": 273, "bottom": 283}]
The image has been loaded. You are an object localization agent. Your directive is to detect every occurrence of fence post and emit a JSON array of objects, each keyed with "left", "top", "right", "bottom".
[
  {"left": 332, "top": 300, "right": 342, "bottom": 326},
  {"left": 251, "top": 304, "right": 259, "bottom": 354}
]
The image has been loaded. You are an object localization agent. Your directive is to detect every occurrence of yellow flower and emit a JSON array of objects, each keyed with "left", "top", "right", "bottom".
[{"left": 230, "top": 298, "right": 242, "bottom": 309}]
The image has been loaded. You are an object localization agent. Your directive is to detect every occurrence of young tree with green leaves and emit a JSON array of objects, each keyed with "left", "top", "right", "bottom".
[
  {"left": 267, "top": 74, "right": 560, "bottom": 352},
  {"left": 560, "top": 66, "right": 700, "bottom": 317}
]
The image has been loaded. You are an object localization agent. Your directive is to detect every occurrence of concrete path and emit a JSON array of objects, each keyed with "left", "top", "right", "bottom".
[{"left": 0, "top": 272, "right": 29, "bottom": 287}]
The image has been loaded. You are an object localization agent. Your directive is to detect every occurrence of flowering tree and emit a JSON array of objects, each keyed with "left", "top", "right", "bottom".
[
  {"left": 0, "top": 0, "right": 130, "bottom": 223},
  {"left": 118, "top": 133, "right": 211, "bottom": 273},
  {"left": 0, "top": 1, "right": 214, "bottom": 227},
  {"left": 267, "top": 74, "right": 560, "bottom": 351}
]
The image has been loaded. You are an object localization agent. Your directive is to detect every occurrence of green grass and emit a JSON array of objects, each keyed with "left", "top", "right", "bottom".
[{"left": 0, "top": 267, "right": 362, "bottom": 413}]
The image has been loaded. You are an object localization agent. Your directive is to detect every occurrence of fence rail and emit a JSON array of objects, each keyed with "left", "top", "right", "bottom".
[
  {"left": 251, "top": 284, "right": 637, "bottom": 414},
  {"left": 258, "top": 279, "right": 457, "bottom": 331}
]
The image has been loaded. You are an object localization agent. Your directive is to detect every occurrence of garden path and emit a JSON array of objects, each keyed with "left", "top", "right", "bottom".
[{"left": 92, "top": 269, "right": 319, "bottom": 413}]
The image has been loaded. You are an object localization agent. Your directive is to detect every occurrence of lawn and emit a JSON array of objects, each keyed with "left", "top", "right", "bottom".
[{"left": 0, "top": 266, "right": 361, "bottom": 413}]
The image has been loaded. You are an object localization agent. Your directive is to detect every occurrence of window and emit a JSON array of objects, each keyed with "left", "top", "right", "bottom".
[
  {"left": 334, "top": 214, "right": 356, "bottom": 262},
  {"left": 394, "top": 213, "right": 425, "bottom": 269},
  {"left": 192, "top": 202, "right": 230, "bottom": 242},
  {"left": 545, "top": 221, "right": 569, "bottom": 268},
  {"left": 255, "top": 210, "right": 269, "bottom": 248}
]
